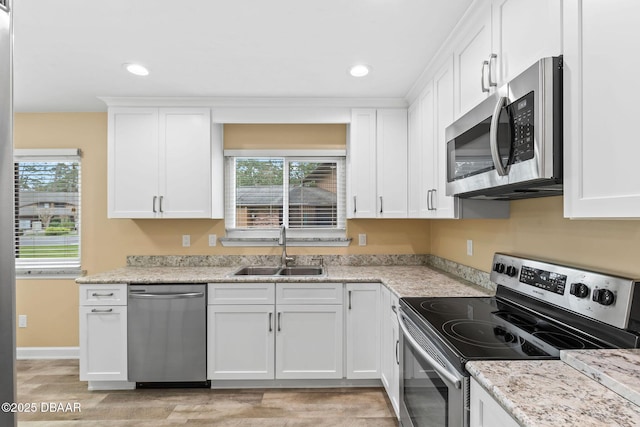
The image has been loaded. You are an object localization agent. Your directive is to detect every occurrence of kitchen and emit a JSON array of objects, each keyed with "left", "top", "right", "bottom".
[{"left": 2, "top": 0, "right": 640, "bottom": 426}]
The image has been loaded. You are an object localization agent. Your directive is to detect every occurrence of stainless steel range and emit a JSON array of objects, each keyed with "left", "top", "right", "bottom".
[{"left": 397, "top": 253, "right": 640, "bottom": 427}]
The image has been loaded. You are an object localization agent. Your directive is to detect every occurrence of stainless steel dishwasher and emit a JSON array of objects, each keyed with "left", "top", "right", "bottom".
[{"left": 128, "top": 284, "right": 208, "bottom": 386}]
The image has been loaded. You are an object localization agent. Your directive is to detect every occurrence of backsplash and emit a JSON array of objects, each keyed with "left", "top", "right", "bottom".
[{"left": 126, "top": 254, "right": 430, "bottom": 267}]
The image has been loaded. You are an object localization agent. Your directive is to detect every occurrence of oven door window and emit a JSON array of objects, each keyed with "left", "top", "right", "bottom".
[{"left": 403, "top": 340, "right": 461, "bottom": 427}]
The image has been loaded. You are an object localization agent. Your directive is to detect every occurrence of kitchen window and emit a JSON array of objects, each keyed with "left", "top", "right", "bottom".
[
  {"left": 223, "top": 152, "right": 347, "bottom": 244},
  {"left": 14, "top": 149, "right": 82, "bottom": 277}
]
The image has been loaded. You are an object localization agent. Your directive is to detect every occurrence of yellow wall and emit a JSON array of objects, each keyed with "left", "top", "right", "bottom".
[
  {"left": 13, "top": 114, "right": 430, "bottom": 347},
  {"left": 20, "top": 114, "right": 640, "bottom": 348},
  {"left": 430, "top": 196, "right": 640, "bottom": 277}
]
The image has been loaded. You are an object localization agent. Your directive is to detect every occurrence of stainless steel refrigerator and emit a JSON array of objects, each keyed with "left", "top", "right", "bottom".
[{"left": 0, "top": 0, "right": 16, "bottom": 426}]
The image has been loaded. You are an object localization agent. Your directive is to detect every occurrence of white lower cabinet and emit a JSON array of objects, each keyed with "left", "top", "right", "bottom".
[
  {"left": 208, "top": 282, "right": 343, "bottom": 381},
  {"left": 207, "top": 304, "right": 275, "bottom": 380},
  {"left": 345, "top": 283, "right": 381, "bottom": 379},
  {"left": 79, "top": 284, "right": 128, "bottom": 382},
  {"left": 275, "top": 304, "right": 343, "bottom": 379},
  {"left": 380, "top": 285, "right": 400, "bottom": 418},
  {"left": 470, "top": 377, "right": 519, "bottom": 427}
]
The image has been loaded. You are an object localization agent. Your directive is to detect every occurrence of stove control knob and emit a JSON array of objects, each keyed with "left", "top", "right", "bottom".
[
  {"left": 592, "top": 289, "right": 615, "bottom": 306},
  {"left": 494, "top": 263, "right": 506, "bottom": 274},
  {"left": 569, "top": 282, "right": 590, "bottom": 298},
  {"left": 505, "top": 266, "right": 518, "bottom": 277}
]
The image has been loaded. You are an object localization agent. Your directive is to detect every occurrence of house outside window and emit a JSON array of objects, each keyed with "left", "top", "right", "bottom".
[
  {"left": 224, "top": 152, "right": 346, "bottom": 243},
  {"left": 14, "top": 149, "right": 82, "bottom": 277}
]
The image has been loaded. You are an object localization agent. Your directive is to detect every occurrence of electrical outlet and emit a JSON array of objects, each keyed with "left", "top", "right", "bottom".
[
  {"left": 358, "top": 234, "right": 367, "bottom": 246},
  {"left": 18, "top": 315, "right": 27, "bottom": 328},
  {"left": 182, "top": 235, "right": 191, "bottom": 247},
  {"left": 208, "top": 234, "right": 217, "bottom": 247},
  {"left": 467, "top": 239, "right": 473, "bottom": 256}
]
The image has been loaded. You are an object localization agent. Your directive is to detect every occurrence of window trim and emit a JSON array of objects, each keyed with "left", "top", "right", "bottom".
[
  {"left": 223, "top": 150, "right": 348, "bottom": 245},
  {"left": 14, "top": 148, "right": 83, "bottom": 278}
]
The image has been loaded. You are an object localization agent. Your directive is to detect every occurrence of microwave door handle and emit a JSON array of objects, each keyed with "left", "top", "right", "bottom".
[
  {"left": 490, "top": 96, "right": 509, "bottom": 176},
  {"left": 397, "top": 310, "right": 462, "bottom": 389}
]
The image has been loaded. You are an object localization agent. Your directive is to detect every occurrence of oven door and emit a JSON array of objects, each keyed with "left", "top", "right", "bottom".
[{"left": 398, "top": 308, "right": 468, "bottom": 427}]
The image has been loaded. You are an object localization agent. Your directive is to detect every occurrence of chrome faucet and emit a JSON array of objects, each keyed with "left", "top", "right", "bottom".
[{"left": 279, "top": 224, "right": 295, "bottom": 267}]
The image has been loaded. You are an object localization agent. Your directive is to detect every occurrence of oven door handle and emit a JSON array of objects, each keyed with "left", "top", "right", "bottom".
[
  {"left": 397, "top": 310, "right": 462, "bottom": 389},
  {"left": 490, "top": 96, "right": 509, "bottom": 177}
]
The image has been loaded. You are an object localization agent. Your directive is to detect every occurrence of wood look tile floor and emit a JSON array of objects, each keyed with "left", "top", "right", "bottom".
[{"left": 16, "top": 360, "right": 398, "bottom": 426}]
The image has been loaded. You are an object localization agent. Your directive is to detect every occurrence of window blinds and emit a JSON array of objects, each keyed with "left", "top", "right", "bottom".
[{"left": 14, "top": 149, "right": 81, "bottom": 271}]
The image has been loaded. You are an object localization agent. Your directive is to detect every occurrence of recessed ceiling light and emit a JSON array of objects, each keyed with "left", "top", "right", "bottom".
[
  {"left": 349, "top": 64, "right": 370, "bottom": 77},
  {"left": 123, "top": 63, "right": 150, "bottom": 76}
]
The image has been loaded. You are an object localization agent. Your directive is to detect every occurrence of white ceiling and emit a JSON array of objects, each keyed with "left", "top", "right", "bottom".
[{"left": 12, "top": 0, "right": 472, "bottom": 112}]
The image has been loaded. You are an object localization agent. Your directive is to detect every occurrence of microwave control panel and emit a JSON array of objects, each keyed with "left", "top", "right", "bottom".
[{"left": 508, "top": 91, "right": 535, "bottom": 164}]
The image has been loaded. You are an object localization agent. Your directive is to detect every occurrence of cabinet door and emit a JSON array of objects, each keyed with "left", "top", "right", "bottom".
[
  {"left": 433, "top": 58, "right": 459, "bottom": 219},
  {"left": 107, "top": 108, "right": 159, "bottom": 218},
  {"left": 454, "top": 1, "right": 493, "bottom": 117},
  {"left": 492, "top": 0, "right": 562, "bottom": 85},
  {"left": 79, "top": 306, "right": 127, "bottom": 381},
  {"left": 348, "top": 109, "right": 378, "bottom": 218},
  {"left": 207, "top": 305, "right": 275, "bottom": 380},
  {"left": 376, "top": 109, "right": 408, "bottom": 218},
  {"left": 275, "top": 304, "right": 343, "bottom": 379},
  {"left": 380, "top": 286, "right": 392, "bottom": 391},
  {"left": 470, "top": 378, "right": 519, "bottom": 427},
  {"left": 345, "top": 283, "right": 380, "bottom": 379},
  {"left": 564, "top": 0, "right": 640, "bottom": 218},
  {"left": 159, "top": 108, "right": 212, "bottom": 218},
  {"left": 407, "top": 100, "right": 422, "bottom": 218}
]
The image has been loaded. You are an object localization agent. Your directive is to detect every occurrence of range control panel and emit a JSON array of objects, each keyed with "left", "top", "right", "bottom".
[{"left": 490, "top": 253, "right": 638, "bottom": 330}]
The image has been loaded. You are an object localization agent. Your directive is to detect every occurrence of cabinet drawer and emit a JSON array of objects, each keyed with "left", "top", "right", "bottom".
[
  {"left": 276, "top": 283, "right": 343, "bottom": 305},
  {"left": 208, "top": 283, "right": 275, "bottom": 305},
  {"left": 79, "top": 284, "right": 127, "bottom": 306}
]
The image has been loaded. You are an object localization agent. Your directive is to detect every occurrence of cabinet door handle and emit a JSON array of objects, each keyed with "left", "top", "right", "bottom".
[
  {"left": 91, "top": 292, "right": 114, "bottom": 297},
  {"left": 430, "top": 189, "right": 436, "bottom": 211},
  {"left": 277, "top": 312, "right": 281, "bottom": 332},
  {"left": 268, "top": 312, "right": 273, "bottom": 332},
  {"left": 395, "top": 339, "right": 400, "bottom": 365},
  {"left": 427, "top": 190, "right": 432, "bottom": 211},
  {"left": 487, "top": 53, "right": 498, "bottom": 87},
  {"left": 159, "top": 196, "right": 164, "bottom": 213},
  {"left": 91, "top": 308, "right": 113, "bottom": 313},
  {"left": 481, "top": 60, "right": 490, "bottom": 93},
  {"left": 152, "top": 196, "right": 157, "bottom": 213},
  {"left": 348, "top": 290, "right": 352, "bottom": 309},
  {"left": 353, "top": 196, "right": 357, "bottom": 214},
  {"left": 379, "top": 196, "right": 383, "bottom": 214}
]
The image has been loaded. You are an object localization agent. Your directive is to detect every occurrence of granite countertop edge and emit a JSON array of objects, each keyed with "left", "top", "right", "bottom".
[{"left": 75, "top": 265, "right": 494, "bottom": 298}]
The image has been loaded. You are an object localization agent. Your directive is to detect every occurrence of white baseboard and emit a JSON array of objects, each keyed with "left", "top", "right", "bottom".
[{"left": 16, "top": 347, "right": 79, "bottom": 360}]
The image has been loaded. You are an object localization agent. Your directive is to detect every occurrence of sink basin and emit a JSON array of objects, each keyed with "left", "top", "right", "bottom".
[
  {"left": 231, "top": 265, "right": 326, "bottom": 276},
  {"left": 232, "top": 266, "right": 282, "bottom": 276},
  {"left": 278, "top": 266, "right": 326, "bottom": 276}
]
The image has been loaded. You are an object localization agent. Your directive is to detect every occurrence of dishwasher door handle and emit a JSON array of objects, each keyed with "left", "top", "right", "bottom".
[{"left": 129, "top": 292, "right": 205, "bottom": 299}]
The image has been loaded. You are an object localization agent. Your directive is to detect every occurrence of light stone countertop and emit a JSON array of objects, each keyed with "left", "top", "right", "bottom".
[
  {"left": 466, "top": 359, "right": 640, "bottom": 427},
  {"left": 75, "top": 265, "right": 493, "bottom": 298},
  {"left": 561, "top": 349, "right": 640, "bottom": 407}
]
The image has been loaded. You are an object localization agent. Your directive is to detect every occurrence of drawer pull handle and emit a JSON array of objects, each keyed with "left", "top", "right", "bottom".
[
  {"left": 92, "top": 292, "right": 114, "bottom": 297},
  {"left": 91, "top": 308, "right": 113, "bottom": 313}
]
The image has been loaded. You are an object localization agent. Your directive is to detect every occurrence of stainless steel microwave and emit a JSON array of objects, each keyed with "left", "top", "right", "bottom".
[{"left": 445, "top": 57, "right": 562, "bottom": 200}]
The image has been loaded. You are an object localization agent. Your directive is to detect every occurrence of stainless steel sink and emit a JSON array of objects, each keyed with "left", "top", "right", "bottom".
[
  {"left": 231, "top": 265, "right": 326, "bottom": 277},
  {"left": 278, "top": 266, "right": 325, "bottom": 276},
  {"left": 232, "top": 266, "right": 282, "bottom": 276}
]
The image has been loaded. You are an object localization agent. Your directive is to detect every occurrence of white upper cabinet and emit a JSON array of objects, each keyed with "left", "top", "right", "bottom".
[
  {"left": 563, "top": 0, "right": 640, "bottom": 218},
  {"left": 432, "top": 58, "right": 458, "bottom": 218},
  {"left": 492, "top": 0, "right": 562, "bottom": 86},
  {"left": 453, "top": 0, "right": 562, "bottom": 118},
  {"left": 454, "top": 1, "right": 493, "bottom": 117},
  {"left": 108, "top": 107, "right": 222, "bottom": 219},
  {"left": 348, "top": 108, "right": 408, "bottom": 219}
]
